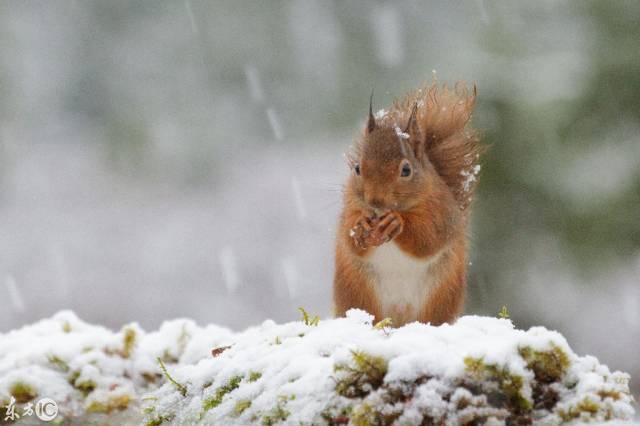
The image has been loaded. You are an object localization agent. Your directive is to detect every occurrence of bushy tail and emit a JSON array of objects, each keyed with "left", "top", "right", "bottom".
[{"left": 383, "top": 81, "right": 483, "bottom": 209}]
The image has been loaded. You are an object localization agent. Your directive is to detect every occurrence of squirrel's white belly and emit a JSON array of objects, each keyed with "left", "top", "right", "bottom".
[{"left": 367, "top": 242, "right": 441, "bottom": 323}]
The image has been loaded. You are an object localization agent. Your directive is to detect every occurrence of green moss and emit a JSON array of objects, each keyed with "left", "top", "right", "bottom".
[
  {"left": 142, "top": 372, "right": 161, "bottom": 384},
  {"left": 463, "top": 356, "right": 532, "bottom": 412},
  {"left": 47, "top": 355, "right": 70, "bottom": 372},
  {"left": 498, "top": 305, "right": 510, "bottom": 319},
  {"left": 234, "top": 399, "right": 252, "bottom": 416},
  {"left": 121, "top": 326, "right": 137, "bottom": 358},
  {"left": 334, "top": 351, "right": 388, "bottom": 398},
  {"left": 67, "top": 370, "right": 81, "bottom": 385},
  {"left": 10, "top": 381, "right": 38, "bottom": 403},
  {"left": 0, "top": 397, "right": 10, "bottom": 412},
  {"left": 249, "top": 371, "right": 262, "bottom": 382},
  {"left": 597, "top": 389, "right": 622, "bottom": 401},
  {"left": 160, "top": 349, "right": 179, "bottom": 364},
  {"left": 202, "top": 375, "right": 243, "bottom": 412},
  {"left": 501, "top": 374, "right": 531, "bottom": 412},
  {"left": 298, "top": 307, "right": 320, "bottom": 326},
  {"left": 519, "top": 344, "right": 570, "bottom": 383},
  {"left": 320, "top": 405, "right": 352, "bottom": 425},
  {"left": 262, "top": 404, "right": 291, "bottom": 426},
  {"left": 578, "top": 397, "right": 601, "bottom": 414},
  {"left": 463, "top": 357, "right": 485, "bottom": 375},
  {"left": 261, "top": 397, "right": 291, "bottom": 426},
  {"left": 157, "top": 357, "right": 187, "bottom": 397},
  {"left": 144, "top": 413, "right": 175, "bottom": 426},
  {"left": 74, "top": 379, "right": 97, "bottom": 397},
  {"left": 261, "top": 407, "right": 290, "bottom": 425},
  {"left": 86, "top": 393, "right": 132, "bottom": 413},
  {"left": 558, "top": 396, "right": 603, "bottom": 421},
  {"left": 351, "top": 403, "right": 375, "bottom": 426},
  {"left": 350, "top": 401, "right": 402, "bottom": 426},
  {"left": 373, "top": 317, "right": 393, "bottom": 330}
]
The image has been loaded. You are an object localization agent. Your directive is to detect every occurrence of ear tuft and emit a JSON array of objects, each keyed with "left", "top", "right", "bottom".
[
  {"left": 367, "top": 90, "right": 376, "bottom": 133},
  {"left": 402, "top": 102, "right": 422, "bottom": 159}
]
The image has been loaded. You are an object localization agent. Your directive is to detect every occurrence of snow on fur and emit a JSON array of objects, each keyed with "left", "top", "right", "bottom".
[{"left": 0, "top": 310, "right": 635, "bottom": 425}]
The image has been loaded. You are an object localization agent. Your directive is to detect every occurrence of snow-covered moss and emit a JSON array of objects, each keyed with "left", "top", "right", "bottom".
[
  {"left": 202, "top": 374, "right": 243, "bottom": 412},
  {"left": 0, "top": 311, "right": 233, "bottom": 424},
  {"left": 8, "top": 382, "right": 38, "bottom": 404},
  {"left": 0, "top": 310, "right": 635, "bottom": 425},
  {"left": 141, "top": 311, "right": 634, "bottom": 425}
]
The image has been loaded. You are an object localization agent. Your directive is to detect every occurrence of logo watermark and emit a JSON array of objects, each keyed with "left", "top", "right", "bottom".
[
  {"left": 35, "top": 398, "right": 58, "bottom": 421},
  {"left": 3, "top": 396, "right": 58, "bottom": 422}
]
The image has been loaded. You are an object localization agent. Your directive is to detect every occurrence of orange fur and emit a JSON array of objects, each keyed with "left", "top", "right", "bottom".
[{"left": 334, "top": 81, "right": 481, "bottom": 326}]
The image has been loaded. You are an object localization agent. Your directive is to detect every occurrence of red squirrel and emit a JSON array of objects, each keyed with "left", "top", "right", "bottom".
[{"left": 333, "top": 81, "right": 483, "bottom": 326}]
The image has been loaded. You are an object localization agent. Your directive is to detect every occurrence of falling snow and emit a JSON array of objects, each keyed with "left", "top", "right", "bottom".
[
  {"left": 370, "top": 4, "right": 404, "bottom": 67},
  {"left": 475, "top": 0, "right": 490, "bottom": 25},
  {"left": 266, "top": 108, "right": 284, "bottom": 141},
  {"left": 281, "top": 257, "right": 298, "bottom": 299},
  {"left": 290, "top": 176, "right": 307, "bottom": 221},
  {"left": 244, "top": 64, "right": 265, "bottom": 103},
  {"left": 461, "top": 164, "right": 481, "bottom": 193},
  {"left": 219, "top": 246, "right": 239, "bottom": 293},
  {"left": 4, "top": 276, "right": 24, "bottom": 313},
  {"left": 183, "top": 0, "right": 198, "bottom": 34}
]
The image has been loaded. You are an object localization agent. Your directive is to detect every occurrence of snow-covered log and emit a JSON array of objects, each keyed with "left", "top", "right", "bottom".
[{"left": 0, "top": 310, "right": 635, "bottom": 425}]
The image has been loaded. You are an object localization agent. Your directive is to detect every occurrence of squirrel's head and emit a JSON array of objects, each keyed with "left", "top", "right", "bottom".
[
  {"left": 345, "top": 83, "right": 482, "bottom": 216},
  {"left": 346, "top": 98, "right": 438, "bottom": 216}
]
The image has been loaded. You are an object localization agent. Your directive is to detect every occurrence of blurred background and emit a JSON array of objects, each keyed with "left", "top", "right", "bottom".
[{"left": 0, "top": 1, "right": 638, "bottom": 395}]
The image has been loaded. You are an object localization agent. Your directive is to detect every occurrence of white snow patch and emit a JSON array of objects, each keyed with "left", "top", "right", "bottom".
[
  {"left": 0, "top": 311, "right": 233, "bottom": 423},
  {"left": 374, "top": 109, "right": 387, "bottom": 120},
  {"left": 394, "top": 126, "right": 410, "bottom": 140}
]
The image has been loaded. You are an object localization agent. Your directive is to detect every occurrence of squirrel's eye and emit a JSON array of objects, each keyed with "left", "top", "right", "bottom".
[
  {"left": 354, "top": 163, "right": 361, "bottom": 176},
  {"left": 400, "top": 162, "right": 412, "bottom": 178}
]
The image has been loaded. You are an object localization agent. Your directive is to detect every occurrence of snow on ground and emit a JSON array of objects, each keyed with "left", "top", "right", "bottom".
[
  {"left": 0, "top": 311, "right": 233, "bottom": 425},
  {"left": 0, "top": 310, "right": 635, "bottom": 425}
]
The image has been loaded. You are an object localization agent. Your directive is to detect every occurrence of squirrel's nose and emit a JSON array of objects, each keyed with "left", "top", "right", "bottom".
[{"left": 367, "top": 197, "right": 386, "bottom": 210}]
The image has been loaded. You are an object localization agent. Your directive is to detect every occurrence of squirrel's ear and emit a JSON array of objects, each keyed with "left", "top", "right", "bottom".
[
  {"left": 404, "top": 102, "right": 420, "bottom": 136},
  {"left": 367, "top": 90, "right": 376, "bottom": 133},
  {"left": 405, "top": 103, "right": 424, "bottom": 158}
]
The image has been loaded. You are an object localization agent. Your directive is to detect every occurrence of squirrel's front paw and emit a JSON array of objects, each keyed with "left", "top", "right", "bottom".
[
  {"left": 350, "top": 215, "right": 382, "bottom": 249},
  {"left": 376, "top": 212, "right": 404, "bottom": 243}
]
